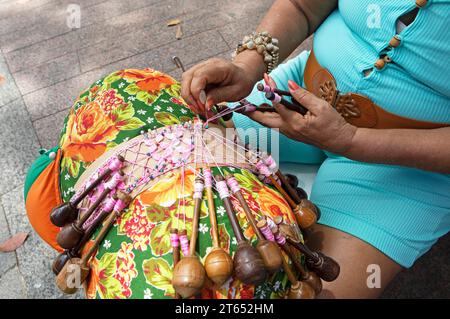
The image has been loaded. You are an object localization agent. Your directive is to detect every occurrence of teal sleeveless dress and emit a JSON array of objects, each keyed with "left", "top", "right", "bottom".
[{"left": 233, "top": 0, "right": 450, "bottom": 267}]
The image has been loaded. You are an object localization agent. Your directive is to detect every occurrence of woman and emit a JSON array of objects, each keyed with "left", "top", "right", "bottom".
[{"left": 180, "top": 0, "right": 450, "bottom": 298}]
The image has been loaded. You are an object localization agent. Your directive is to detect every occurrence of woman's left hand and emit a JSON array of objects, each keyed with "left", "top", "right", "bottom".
[{"left": 244, "top": 78, "right": 357, "bottom": 155}]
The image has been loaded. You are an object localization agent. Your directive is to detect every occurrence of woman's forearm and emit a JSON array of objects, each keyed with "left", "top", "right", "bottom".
[
  {"left": 234, "top": 0, "right": 337, "bottom": 83},
  {"left": 344, "top": 127, "right": 450, "bottom": 173}
]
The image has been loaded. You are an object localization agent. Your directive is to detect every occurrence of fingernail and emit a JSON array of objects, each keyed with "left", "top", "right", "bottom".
[
  {"left": 199, "top": 90, "right": 207, "bottom": 104},
  {"left": 288, "top": 80, "right": 300, "bottom": 90}
]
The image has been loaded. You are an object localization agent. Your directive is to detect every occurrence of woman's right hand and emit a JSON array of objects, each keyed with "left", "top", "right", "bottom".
[{"left": 180, "top": 56, "right": 260, "bottom": 114}]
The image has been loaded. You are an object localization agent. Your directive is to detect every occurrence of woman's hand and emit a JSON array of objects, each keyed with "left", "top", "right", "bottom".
[
  {"left": 245, "top": 79, "right": 357, "bottom": 155},
  {"left": 181, "top": 54, "right": 261, "bottom": 114}
]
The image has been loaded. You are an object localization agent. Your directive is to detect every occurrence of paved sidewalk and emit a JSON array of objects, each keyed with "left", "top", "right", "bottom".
[{"left": 0, "top": 0, "right": 448, "bottom": 299}]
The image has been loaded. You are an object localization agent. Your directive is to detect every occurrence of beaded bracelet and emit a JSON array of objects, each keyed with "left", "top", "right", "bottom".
[{"left": 232, "top": 31, "right": 279, "bottom": 73}]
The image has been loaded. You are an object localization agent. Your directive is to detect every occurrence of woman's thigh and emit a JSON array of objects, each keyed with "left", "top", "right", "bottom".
[
  {"left": 306, "top": 156, "right": 450, "bottom": 298},
  {"left": 305, "top": 224, "right": 402, "bottom": 298}
]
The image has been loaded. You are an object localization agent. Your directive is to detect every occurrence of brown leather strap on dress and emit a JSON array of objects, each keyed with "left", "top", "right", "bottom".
[{"left": 303, "top": 50, "right": 449, "bottom": 129}]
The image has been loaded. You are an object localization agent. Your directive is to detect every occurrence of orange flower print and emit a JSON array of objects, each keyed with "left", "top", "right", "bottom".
[
  {"left": 257, "top": 186, "right": 295, "bottom": 224},
  {"left": 95, "top": 89, "right": 127, "bottom": 115},
  {"left": 60, "top": 101, "right": 119, "bottom": 163},
  {"left": 118, "top": 68, "right": 176, "bottom": 95},
  {"left": 139, "top": 170, "right": 194, "bottom": 207}
]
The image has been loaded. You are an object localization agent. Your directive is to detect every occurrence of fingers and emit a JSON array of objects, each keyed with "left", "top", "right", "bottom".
[
  {"left": 205, "top": 85, "right": 240, "bottom": 110},
  {"left": 264, "top": 73, "right": 277, "bottom": 89},
  {"left": 245, "top": 110, "right": 284, "bottom": 128},
  {"left": 288, "top": 80, "right": 325, "bottom": 114}
]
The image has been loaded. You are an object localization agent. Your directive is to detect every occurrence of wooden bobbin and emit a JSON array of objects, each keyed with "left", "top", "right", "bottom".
[
  {"left": 172, "top": 175, "right": 206, "bottom": 298},
  {"left": 286, "top": 237, "right": 340, "bottom": 282},
  {"left": 225, "top": 171, "right": 282, "bottom": 274},
  {"left": 293, "top": 199, "right": 319, "bottom": 229},
  {"left": 271, "top": 223, "right": 322, "bottom": 295},
  {"left": 279, "top": 248, "right": 315, "bottom": 299},
  {"left": 56, "top": 173, "right": 122, "bottom": 250},
  {"left": 56, "top": 191, "right": 131, "bottom": 294},
  {"left": 204, "top": 169, "right": 233, "bottom": 286},
  {"left": 215, "top": 175, "right": 267, "bottom": 286},
  {"left": 50, "top": 155, "right": 124, "bottom": 227}
]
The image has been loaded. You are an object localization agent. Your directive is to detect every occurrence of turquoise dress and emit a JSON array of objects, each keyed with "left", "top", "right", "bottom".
[{"left": 233, "top": 0, "right": 450, "bottom": 267}]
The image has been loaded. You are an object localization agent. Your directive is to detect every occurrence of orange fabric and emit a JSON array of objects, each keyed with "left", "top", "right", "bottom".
[{"left": 25, "top": 149, "right": 63, "bottom": 252}]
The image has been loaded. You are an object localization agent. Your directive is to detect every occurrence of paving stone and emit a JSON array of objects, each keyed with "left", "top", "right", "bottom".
[
  {"left": 27, "top": 29, "right": 229, "bottom": 123},
  {"left": 23, "top": 67, "right": 106, "bottom": 121},
  {"left": 0, "top": 51, "right": 21, "bottom": 108},
  {"left": 0, "top": 99, "right": 41, "bottom": 195},
  {"left": 1, "top": 186, "right": 83, "bottom": 299},
  {"left": 13, "top": 52, "right": 81, "bottom": 95},
  {"left": 0, "top": 203, "right": 16, "bottom": 275},
  {"left": 0, "top": 266, "right": 27, "bottom": 299},
  {"left": 80, "top": 10, "right": 232, "bottom": 72},
  {"left": 0, "top": 0, "right": 158, "bottom": 53},
  {"left": 33, "top": 108, "right": 68, "bottom": 150}
]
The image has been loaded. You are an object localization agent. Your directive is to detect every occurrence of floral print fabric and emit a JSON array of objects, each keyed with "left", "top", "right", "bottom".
[{"left": 58, "top": 68, "right": 303, "bottom": 299}]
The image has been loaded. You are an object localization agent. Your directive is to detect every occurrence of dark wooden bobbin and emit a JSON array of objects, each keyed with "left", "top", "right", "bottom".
[
  {"left": 265, "top": 91, "right": 308, "bottom": 115},
  {"left": 286, "top": 236, "right": 340, "bottom": 282},
  {"left": 50, "top": 155, "right": 124, "bottom": 227},
  {"left": 172, "top": 175, "right": 206, "bottom": 299},
  {"left": 52, "top": 201, "right": 113, "bottom": 275},
  {"left": 224, "top": 171, "right": 283, "bottom": 274},
  {"left": 215, "top": 175, "right": 267, "bottom": 286},
  {"left": 271, "top": 219, "right": 322, "bottom": 295},
  {"left": 56, "top": 172, "right": 123, "bottom": 250},
  {"left": 56, "top": 191, "right": 131, "bottom": 294}
]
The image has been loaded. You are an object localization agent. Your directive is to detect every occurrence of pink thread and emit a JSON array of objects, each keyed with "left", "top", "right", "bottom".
[
  {"left": 204, "top": 168, "right": 213, "bottom": 187},
  {"left": 256, "top": 160, "right": 272, "bottom": 177},
  {"left": 274, "top": 231, "right": 286, "bottom": 245},
  {"left": 244, "top": 104, "right": 257, "bottom": 112},
  {"left": 103, "top": 197, "right": 117, "bottom": 212},
  {"left": 113, "top": 199, "right": 127, "bottom": 212},
  {"left": 264, "top": 155, "right": 278, "bottom": 173},
  {"left": 262, "top": 83, "right": 272, "bottom": 93},
  {"left": 259, "top": 223, "right": 275, "bottom": 242},
  {"left": 266, "top": 217, "right": 276, "bottom": 229},
  {"left": 193, "top": 181, "right": 204, "bottom": 199},
  {"left": 179, "top": 234, "right": 190, "bottom": 256},
  {"left": 226, "top": 176, "right": 241, "bottom": 194},
  {"left": 170, "top": 233, "right": 180, "bottom": 248},
  {"left": 108, "top": 157, "right": 123, "bottom": 171},
  {"left": 273, "top": 93, "right": 282, "bottom": 103},
  {"left": 216, "top": 180, "right": 230, "bottom": 199},
  {"left": 104, "top": 172, "right": 123, "bottom": 190}
]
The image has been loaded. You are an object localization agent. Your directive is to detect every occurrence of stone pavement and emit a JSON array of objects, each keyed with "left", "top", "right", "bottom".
[{"left": 0, "top": 0, "right": 448, "bottom": 299}]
